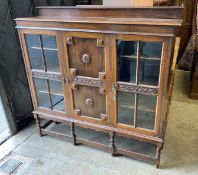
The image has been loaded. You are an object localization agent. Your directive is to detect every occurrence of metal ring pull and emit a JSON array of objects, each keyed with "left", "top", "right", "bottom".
[
  {"left": 82, "top": 54, "right": 91, "bottom": 64},
  {"left": 85, "top": 98, "right": 94, "bottom": 106}
]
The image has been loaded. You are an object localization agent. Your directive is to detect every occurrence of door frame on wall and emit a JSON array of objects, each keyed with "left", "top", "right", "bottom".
[{"left": 0, "top": 75, "right": 17, "bottom": 144}]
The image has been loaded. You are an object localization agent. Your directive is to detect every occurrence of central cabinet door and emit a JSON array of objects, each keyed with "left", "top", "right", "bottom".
[{"left": 64, "top": 32, "right": 110, "bottom": 124}]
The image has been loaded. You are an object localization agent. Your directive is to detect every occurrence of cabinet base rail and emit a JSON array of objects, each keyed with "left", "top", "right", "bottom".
[{"left": 34, "top": 114, "right": 163, "bottom": 168}]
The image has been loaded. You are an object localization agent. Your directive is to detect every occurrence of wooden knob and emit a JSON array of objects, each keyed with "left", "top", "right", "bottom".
[
  {"left": 82, "top": 54, "right": 91, "bottom": 64},
  {"left": 85, "top": 98, "right": 94, "bottom": 106}
]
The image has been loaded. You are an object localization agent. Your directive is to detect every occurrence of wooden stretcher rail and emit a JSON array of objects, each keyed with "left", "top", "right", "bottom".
[{"left": 40, "top": 120, "right": 157, "bottom": 165}]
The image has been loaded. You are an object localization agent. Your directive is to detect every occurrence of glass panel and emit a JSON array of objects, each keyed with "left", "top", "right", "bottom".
[
  {"left": 34, "top": 78, "right": 51, "bottom": 108},
  {"left": 49, "top": 80, "right": 65, "bottom": 112},
  {"left": 139, "top": 60, "right": 161, "bottom": 86},
  {"left": 117, "top": 40, "right": 137, "bottom": 83},
  {"left": 42, "top": 35, "right": 57, "bottom": 49},
  {"left": 139, "top": 42, "right": 162, "bottom": 86},
  {"left": 42, "top": 35, "right": 60, "bottom": 72},
  {"left": 140, "top": 42, "right": 162, "bottom": 58},
  {"left": 137, "top": 94, "right": 157, "bottom": 130},
  {"left": 26, "top": 34, "right": 44, "bottom": 70},
  {"left": 50, "top": 122, "right": 71, "bottom": 136},
  {"left": 118, "top": 91, "right": 135, "bottom": 125},
  {"left": 115, "top": 135, "right": 156, "bottom": 157},
  {"left": 75, "top": 126, "right": 110, "bottom": 146}
]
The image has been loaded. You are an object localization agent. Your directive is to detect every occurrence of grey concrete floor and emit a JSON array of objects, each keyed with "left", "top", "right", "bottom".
[{"left": 0, "top": 69, "right": 198, "bottom": 175}]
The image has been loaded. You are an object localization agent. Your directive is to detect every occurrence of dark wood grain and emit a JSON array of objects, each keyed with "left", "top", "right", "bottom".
[{"left": 38, "top": 6, "right": 183, "bottom": 20}]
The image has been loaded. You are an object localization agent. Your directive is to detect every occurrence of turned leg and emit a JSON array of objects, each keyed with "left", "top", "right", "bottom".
[
  {"left": 155, "top": 146, "right": 162, "bottom": 168},
  {"left": 71, "top": 122, "right": 77, "bottom": 146},
  {"left": 110, "top": 132, "right": 116, "bottom": 157},
  {"left": 34, "top": 114, "right": 43, "bottom": 137}
]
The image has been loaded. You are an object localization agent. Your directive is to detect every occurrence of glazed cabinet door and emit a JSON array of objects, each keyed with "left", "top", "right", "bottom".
[
  {"left": 112, "top": 35, "right": 171, "bottom": 136},
  {"left": 20, "top": 30, "right": 67, "bottom": 115},
  {"left": 64, "top": 32, "right": 110, "bottom": 124}
]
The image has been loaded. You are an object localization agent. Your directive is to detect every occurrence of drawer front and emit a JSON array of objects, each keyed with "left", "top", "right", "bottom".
[{"left": 64, "top": 32, "right": 109, "bottom": 124}]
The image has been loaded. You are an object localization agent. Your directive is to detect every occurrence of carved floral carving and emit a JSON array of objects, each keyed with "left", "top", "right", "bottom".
[
  {"left": 85, "top": 98, "right": 94, "bottom": 106},
  {"left": 117, "top": 83, "right": 158, "bottom": 95},
  {"left": 32, "top": 71, "right": 61, "bottom": 81},
  {"left": 81, "top": 54, "right": 91, "bottom": 64},
  {"left": 72, "top": 76, "right": 105, "bottom": 88}
]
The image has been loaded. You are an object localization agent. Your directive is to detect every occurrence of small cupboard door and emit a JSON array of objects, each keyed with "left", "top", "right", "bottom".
[
  {"left": 20, "top": 30, "right": 67, "bottom": 115},
  {"left": 64, "top": 32, "right": 110, "bottom": 124},
  {"left": 112, "top": 34, "right": 170, "bottom": 136}
]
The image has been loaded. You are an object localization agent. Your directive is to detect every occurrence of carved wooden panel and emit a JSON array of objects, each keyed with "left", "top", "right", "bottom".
[
  {"left": 73, "top": 86, "right": 106, "bottom": 119},
  {"left": 117, "top": 82, "right": 158, "bottom": 95},
  {"left": 32, "top": 70, "right": 61, "bottom": 81},
  {"left": 67, "top": 36, "right": 105, "bottom": 78}
]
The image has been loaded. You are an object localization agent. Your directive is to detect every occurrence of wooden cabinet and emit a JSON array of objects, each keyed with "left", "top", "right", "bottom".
[{"left": 16, "top": 6, "right": 183, "bottom": 168}]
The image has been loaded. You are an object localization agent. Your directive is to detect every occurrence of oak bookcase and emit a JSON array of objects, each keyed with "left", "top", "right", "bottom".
[{"left": 16, "top": 6, "right": 183, "bottom": 167}]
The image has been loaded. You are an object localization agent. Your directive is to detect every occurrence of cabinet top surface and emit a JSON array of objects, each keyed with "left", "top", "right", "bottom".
[
  {"left": 15, "top": 16, "right": 183, "bottom": 26},
  {"left": 15, "top": 6, "right": 184, "bottom": 27},
  {"left": 37, "top": 6, "right": 183, "bottom": 9}
]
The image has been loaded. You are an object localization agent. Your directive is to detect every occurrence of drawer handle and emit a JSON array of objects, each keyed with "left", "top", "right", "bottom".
[
  {"left": 85, "top": 98, "right": 94, "bottom": 106},
  {"left": 82, "top": 54, "right": 91, "bottom": 64}
]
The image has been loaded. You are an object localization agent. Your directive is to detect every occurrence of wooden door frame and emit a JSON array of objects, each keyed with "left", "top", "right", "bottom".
[
  {"left": 111, "top": 33, "right": 173, "bottom": 137},
  {"left": 63, "top": 31, "right": 111, "bottom": 125},
  {"left": 18, "top": 29, "right": 68, "bottom": 117}
]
